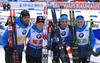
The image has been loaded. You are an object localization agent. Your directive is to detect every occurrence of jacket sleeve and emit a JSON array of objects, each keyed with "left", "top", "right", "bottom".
[
  {"left": 90, "top": 30, "right": 96, "bottom": 49},
  {"left": 26, "top": 29, "right": 31, "bottom": 38},
  {"left": 1, "top": 27, "right": 9, "bottom": 49},
  {"left": 66, "top": 30, "right": 72, "bottom": 47},
  {"left": 26, "top": 22, "right": 31, "bottom": 38}
]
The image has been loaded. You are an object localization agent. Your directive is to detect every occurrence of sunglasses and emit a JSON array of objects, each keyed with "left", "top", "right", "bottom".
[
  {"left": 76, "top": 15, "right": 84, "bottom": 19},
  {"left": 39, "top": 16, "right": 45, "bottom": 19}
]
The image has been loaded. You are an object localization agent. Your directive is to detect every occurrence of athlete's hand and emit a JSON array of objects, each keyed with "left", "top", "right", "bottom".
[
  {"left": 87, "top": 45, "right": 92, "bottom": 52},
  {"left": 46, "top": 45, "right": 51, "bottom": 50},
  {"left": 70, "top": 42, "right": 75, "bottom": 47},
  {"left": 4, "top": 46, "right": 14, "bottom": 53}
]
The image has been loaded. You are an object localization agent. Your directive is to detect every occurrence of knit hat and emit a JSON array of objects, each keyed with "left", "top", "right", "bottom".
[
  {"left": 60, "top": 14, "right": 68, "bottom": 22},
  {"left": 20, "top": 10, "right": 30, "bottom": 18},
  {"left": 76, "top": 15, "right": 84, "bottom": 22},
  {"left": 36, "top": 16, "right": 45, "bottom": 23}
]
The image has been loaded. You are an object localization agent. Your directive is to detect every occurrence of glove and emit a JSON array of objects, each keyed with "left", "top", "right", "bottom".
[
  {"left": 87, "top": 45, "right": 92, "bottom": 52},
  {"left": 70, "top": 42, "right": 75, "bottom": 47},
  {"left": 4, "top": 46, "right": 14, "bottom": 53},
  {"left": 46, "top": 45, "right": 51, "bottom": 50},
  {"left": 5, "top": 16, "right": 15, "bottom": 26},
  {"left": 52, "top": 42, "right": 58, "bottom": 47},
  {"left": 52, "top": 42, "right": 58, "bottom": 51}
]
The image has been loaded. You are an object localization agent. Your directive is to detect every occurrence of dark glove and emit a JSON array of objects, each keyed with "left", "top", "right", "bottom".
[
  {"left": 46, "top": 45, "right": 51, "bottom": 50},
  {"left": 87, "top": 45, "right": 92, "bottom": 52},
  {"left": 52, "top": 42, "right": 58, "bottom": 50},
  {"left": 5, "top": 16, "right": 14, "bottom": 26},
  {"left": 70, "top": 42, "right": 75, "bottom": 47},
  {"left": 52, "top": 42, "right": 58, "bottom": 47},
  {"left": 4, "top": 46, "right": 14, "bottom": 53}
]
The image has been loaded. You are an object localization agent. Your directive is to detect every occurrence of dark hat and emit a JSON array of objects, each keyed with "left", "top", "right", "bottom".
[
  {"left": 20, "top": 10, "right": 30, "bottom": 18},
  {"left": 36, "top": 16, "right": 45, "bottom": 23}
]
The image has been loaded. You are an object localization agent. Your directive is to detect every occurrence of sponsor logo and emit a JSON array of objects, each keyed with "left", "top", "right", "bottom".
[
  {"left": 54, "top": 2, "right": 100, "bottom": 10},
  {"left": 36, "top": 34, "right": 42, "bottom": 39},
  {"left": 79, "top": 33, "right": 84, "bottom": 38},
  {"left": 17, "top": 27, "right": 20, "bottom": 29},
  {"left": 61, "top": 31, "right": 66, "bottom": 36},
  {"left": 85, "top": 30, "right": 88, "bottom": 31},
  {"left": 22, "top": 30, "right": 27, "bottom": 35},
  {"left": 32, "top": 31, "right": 35, "bottom": 33}
]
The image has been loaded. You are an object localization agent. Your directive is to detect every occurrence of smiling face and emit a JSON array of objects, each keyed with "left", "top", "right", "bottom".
[
  {"left": 36, "top": 22, "right": 44, "bottom": 30},
  {"left": 21, "top": 16, "right": 30, "bottom": 26},
  {"left": 60, "top": 20, "right": 68, "bottom": 29},
  {"left": 76, "top": 20, "right": 84, "bottom": 28}
]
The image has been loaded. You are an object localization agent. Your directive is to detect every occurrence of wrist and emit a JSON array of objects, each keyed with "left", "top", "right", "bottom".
[{"left": 4, "top": 46, "right": 9, "bottom": 51}]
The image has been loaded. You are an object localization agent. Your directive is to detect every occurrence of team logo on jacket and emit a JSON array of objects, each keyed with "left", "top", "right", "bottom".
[
  {"left": 22, "top": 30, "right": 27, "bottom": 35},
  {"left": 61, "top": 31, "right": 66, "bottom": 36},
  {"left": 85, "top": 30, "right": 88, "bottom": 31},
  {"left": 79, "top": 33, "right": 84, "bottom": 38},
  {"left": 36, "top": 34, "right": 42, "bottom": 39},
  {"left": 17, "top": 26, "right": 20, "bottom": 29},
  {"left": 32, "top": 31, "right": 35, "bottom": 33}
]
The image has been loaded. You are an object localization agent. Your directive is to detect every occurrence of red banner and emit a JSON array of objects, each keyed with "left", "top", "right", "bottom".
[{"left": 55, "top": 2, "right": 100, "bottom": 10}]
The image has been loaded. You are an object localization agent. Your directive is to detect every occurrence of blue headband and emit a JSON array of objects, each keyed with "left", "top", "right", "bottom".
[
  {"left": 76, "top": 15, "right": 84, "bottom": 22},
  {"left": 60, "top": 15, "right": 68, "bottom": 22}
]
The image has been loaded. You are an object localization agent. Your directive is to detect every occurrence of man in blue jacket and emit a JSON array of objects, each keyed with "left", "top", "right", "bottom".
[
  {"left": 51, "top": 14, "right": 71, "bottom": 63},
  {"left": 1, "top": 10, "right": 31, "bottom": 63}
]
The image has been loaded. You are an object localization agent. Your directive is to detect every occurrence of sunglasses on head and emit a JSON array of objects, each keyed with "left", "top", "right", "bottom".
[
  {"left": 76, "top": 15, "right": 84, "bottom": 18},
  {"left": 23, "top": 12, "right": 29, "bottom": 15}
]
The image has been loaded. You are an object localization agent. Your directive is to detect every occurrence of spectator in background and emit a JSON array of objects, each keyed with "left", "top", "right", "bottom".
[
  {"left": 3, "top": 3, "right": 6, "bottom": 11},
  {"left": 7, "top": 3, "right": 11, "bottom": 11}
]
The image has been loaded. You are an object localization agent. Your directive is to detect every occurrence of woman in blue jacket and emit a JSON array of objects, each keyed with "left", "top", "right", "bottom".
[
  {"left": 25, "top": 16, "right": 45, "bottom": 63},
  {"left": 67, "top": 15, "right": 96, "bottom": 63}
]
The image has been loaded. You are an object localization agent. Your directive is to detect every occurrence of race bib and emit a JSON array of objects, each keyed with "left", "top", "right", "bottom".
[{"left": 77, "top": 39, "right": 87, "bottom": 45}]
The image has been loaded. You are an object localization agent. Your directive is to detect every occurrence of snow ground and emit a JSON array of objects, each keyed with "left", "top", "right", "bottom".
[
  {"left": 0, "top": 45, "right": 26, "bottom": 63},
  {"left": 0, "top": 45, "right": 100, "bottom": 63}
]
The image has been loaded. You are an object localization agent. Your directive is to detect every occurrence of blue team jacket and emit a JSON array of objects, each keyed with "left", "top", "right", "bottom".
[
  {"left": 26, "top": 23, "right": 43, "bottom": 57},
  {"left": 67, "top": 24, "right": 96, "bottom": 58},
  {"left": 1, "top": 17, "right": 30, "bottom": 53}
]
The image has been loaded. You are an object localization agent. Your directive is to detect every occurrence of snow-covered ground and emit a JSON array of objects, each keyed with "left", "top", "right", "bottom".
[
  {"left": 0, "top": 45, "right": 68, "bottom": 63},
  {"left": 0, "top": 45, "right": 26, "bottom": 63},
  {"left": 0, "top": 45, "right": 100, "bottom": 63}
]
